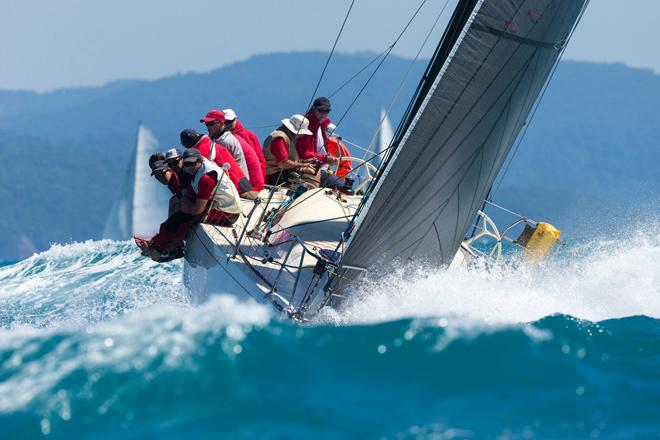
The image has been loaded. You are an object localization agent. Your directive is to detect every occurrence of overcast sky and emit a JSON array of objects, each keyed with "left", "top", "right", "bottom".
[{"left": 2, "top": 0, "right": 658, "bottom": 92}]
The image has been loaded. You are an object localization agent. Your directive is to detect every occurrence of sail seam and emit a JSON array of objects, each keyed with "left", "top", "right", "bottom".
[
  {"left": 342, "top": 0, "right": 486, "bottom": 256},
  {"left": 408, "top": 148, "right": 482, "bottom": 257},
  {"left": 357, "top": 47, "right": 536, "bottom": 235},
  {"left": 432, "top": 222, "right": 444, "bottom": 262},
  {"left": 356, "top": 143, "right": 483, "bottom": 246},
  {"left": 346, "top": 0, "right": 557, "bottom": 242},
  {"left": 471, "top": 23, "right": 560, "bottom": 49},
  {"left": 346, "top": 0, "right": 541, "bottom": 236}
]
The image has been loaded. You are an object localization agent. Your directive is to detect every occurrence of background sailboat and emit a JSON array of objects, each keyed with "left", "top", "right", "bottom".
[
  {"left": 376, "top": 107, "right": 394, "bottom": 167},
  {"left": 102, "top": 124, "right": 169, "bottom": 240}
]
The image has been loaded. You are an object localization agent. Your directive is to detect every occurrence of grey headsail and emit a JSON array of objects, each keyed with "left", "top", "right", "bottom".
[{"left": 340, "top": 0, "right": 588, "bottom": 270}]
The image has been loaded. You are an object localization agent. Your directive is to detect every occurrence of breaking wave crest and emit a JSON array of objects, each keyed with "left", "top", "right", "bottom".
[
  {"left": 0, "top": 240, "right": 189, "bottom": 328},
  {"left": 0, "top": 226, "right": 658, "bottom": 438}
]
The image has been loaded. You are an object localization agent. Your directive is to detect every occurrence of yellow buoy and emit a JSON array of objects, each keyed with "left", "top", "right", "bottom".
[{"left": 522, "top": 222, "right": 561, "bottom": 263}]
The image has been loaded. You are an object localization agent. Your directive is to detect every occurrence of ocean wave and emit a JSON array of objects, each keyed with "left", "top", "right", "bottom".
[
  {"left": 0, "top": 308, "right": 657, "bottom": 438},
  {"left": 0, "top": 240, "right": 188, "bottom": 329},
  {"left": 0, "top": 228, "right": 658, "bottom": 437}
]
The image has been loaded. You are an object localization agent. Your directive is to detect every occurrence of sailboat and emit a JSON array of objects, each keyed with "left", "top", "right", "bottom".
[
  {"left": 103, "top": 124, "right": 169, "bottom": 240},
  {"left": 183, "top": 0, "right": 588, "bottom": 319},
  {"left": 376, "top": 107, "right": 394, "bottom": 167}
]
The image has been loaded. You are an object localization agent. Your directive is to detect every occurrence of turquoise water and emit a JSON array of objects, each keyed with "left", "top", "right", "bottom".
[{"left": 0, "top": 229, "right": 658, "bottom": 439}]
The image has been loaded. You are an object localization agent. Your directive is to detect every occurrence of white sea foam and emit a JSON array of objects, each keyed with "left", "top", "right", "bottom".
[
  {"left": 0, "top": 294, "right": 271, "bottom": 413},
  {"left": 0, "top": 239, "right": 272, "bottom": 412},
  {"left": 2, "top": 223, "right": 658, "bottom": 333},
  {"left": 327, "top": 224, "right": 660, "bottom": 325},
  {"left": 0, "top": 240, "right": 189, "bottom": 328},
  {"left": 0, "top": 228, "right": 657, "bottom": 415}
]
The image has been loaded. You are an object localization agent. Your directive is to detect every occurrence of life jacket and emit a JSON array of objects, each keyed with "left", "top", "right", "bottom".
[
  {"left": 325, "top": 136, "right": 353, "bottom": 178},
  {"left": 295, "top": 110, "right": 331, "bottom": 161},
  {"left": 191, "top": 158, "right": 241, "bottom": 215},
  {"left": 262, "top": 128, "right": 299, "bottom": 176}
]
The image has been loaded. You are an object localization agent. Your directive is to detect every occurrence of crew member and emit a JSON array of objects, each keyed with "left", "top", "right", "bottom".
[
  {"left": 150, "top": 159, "right": 182, "bottom": 215},
  {"left": 180, "top": 129, "right": 256, "bottom": 198},
  {"left": 263, "top": 114, "right": 317, "bottom": 186},
  {"left": 324, "top": 124, "right": 352, "bottom": 179},
  {"left": 221, "top": 109, "right": 264, "bottom": 191},
  {"left": 135, "top": 148, "right": 241, "bottom": 261},
  {"left": 163, "top": 148, "right": 186, "bottom": 198},
  {"left": 200, "top": 110, "right": 249, "bottom": 177},
  {"left": 295, "top": 97, "right": 340, "bottom": 188}
]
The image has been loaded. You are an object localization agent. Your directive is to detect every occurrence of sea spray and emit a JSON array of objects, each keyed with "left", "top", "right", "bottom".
[
  {"left": 0, "top": 230, "right": 658, "bottom": 438},
  {"left": 325, "top": 224, "right": 660, "bottom": 325},
  {"left": 0, "top": 240, "right": 188, "bottom": 329}
]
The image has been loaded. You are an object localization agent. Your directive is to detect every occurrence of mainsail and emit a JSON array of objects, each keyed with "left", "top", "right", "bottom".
[
  {"left": 341, "top": 0, "right": 588, "bottom": 270},
  {"left": 102, "top": 124, "right": 169, "bottom": 240}
]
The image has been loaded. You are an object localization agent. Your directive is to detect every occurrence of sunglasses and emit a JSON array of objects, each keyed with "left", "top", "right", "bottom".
[
  {"left": 154, "top": 170, "right": 168, "bottom": 178},
  {"left": 183, "top": 161, "right": 197, "bottom": 167},
  {"left": 315, "top": 107, "right": 331, "bottom": 114},
  {"left": 205, "top": 120, "right": 222, "bottom": 126}
]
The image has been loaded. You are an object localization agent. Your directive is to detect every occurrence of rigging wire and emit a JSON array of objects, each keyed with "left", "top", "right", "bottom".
[
  {"left": 332, "top": 0, "right": 430, "bottom": 130},
  {"left": 274, "top": 0, "right": 429, "bottom": 199},
  {"left": 360, "top": 0, "right": 452, "bottom": 160},
  {"left": 273, "top": 0, "right": 356, "bottom": 188},
  {"left": 328, "top": 49, "right": 389, "bottom": 98},
  {"left": 304, "top": 0, "right": 357, "bottom": 112}
]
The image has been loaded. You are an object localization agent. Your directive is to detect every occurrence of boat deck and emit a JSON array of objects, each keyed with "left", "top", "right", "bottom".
[{"left": 184, "top": 187, "right": 362, "bottom": 318}]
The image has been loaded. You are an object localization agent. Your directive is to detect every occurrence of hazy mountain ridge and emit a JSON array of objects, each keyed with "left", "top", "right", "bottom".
[{"left": 0, "top": 53, "right": 657, "bottom": 260}]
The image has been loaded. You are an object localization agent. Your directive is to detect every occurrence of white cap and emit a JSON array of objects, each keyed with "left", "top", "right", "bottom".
[
  {"left": 282, "top": 114, "right": 313, "bottom": 136},
  {"left": 222, "top": 108, "right": 237, "bottom": 121},
  {"left": 326, "top": 123, "right": 337, "bottom": 138},
  {"left": 164, "top": 148, "right": 182, "bottom": 161}
]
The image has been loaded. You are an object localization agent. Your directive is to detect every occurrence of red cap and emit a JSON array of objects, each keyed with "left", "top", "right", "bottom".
[{"left": 200, "top": 109, "right": 225, "bottom": 123}]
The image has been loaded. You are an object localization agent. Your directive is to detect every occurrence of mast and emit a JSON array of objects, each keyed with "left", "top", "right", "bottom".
[{"left": 339, "top": 0, "right": 589, "bottom": 272}]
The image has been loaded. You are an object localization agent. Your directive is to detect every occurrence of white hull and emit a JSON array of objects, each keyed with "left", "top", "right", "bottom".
[{"left": 183, "top": 187, "right": 361, "bottom": 319}]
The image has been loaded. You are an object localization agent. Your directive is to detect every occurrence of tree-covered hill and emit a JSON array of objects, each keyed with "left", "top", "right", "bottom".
[{"left": 0, "top": 53, "right": 657, "bottom": 260}]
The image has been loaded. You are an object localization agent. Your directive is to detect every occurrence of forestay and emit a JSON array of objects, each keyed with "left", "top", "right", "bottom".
[{"left": 341, "top": 0, "right": 588, "bottom": 270}]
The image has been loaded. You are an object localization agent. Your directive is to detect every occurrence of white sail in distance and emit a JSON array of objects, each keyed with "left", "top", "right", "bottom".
[
  {"left": 102, "top": 124, "right": 169, "bottom": 240},
  {"left": 377, "top": 107, "right": 394, "bottom": 164}
]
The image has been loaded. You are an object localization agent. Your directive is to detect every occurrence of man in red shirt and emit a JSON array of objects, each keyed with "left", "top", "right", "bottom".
[
  {"left": 200, "top": 110, "right": 250, "bottom": 176},
  {"left": 296, "top": 97, "right": 333, "bottom": 161},
  {"left": 180, "top": 129, "right": 255, "bottom": 197},
  {"left": 151, "top": 159, "right": 182, "bottom": 215},
  {"left": 262, "top": 114, "right": 318, "bottom": 186},
  {"left": 135, "top": 148, "right": 241, "bottom": 262},
  {"left": 295, "top": 97, "right": 341, "bottom": 188}
]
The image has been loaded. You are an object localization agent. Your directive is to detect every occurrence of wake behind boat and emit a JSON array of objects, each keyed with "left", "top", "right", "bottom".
[{"left": 179, "top": 0, "right": 588, "bottom": 320}]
